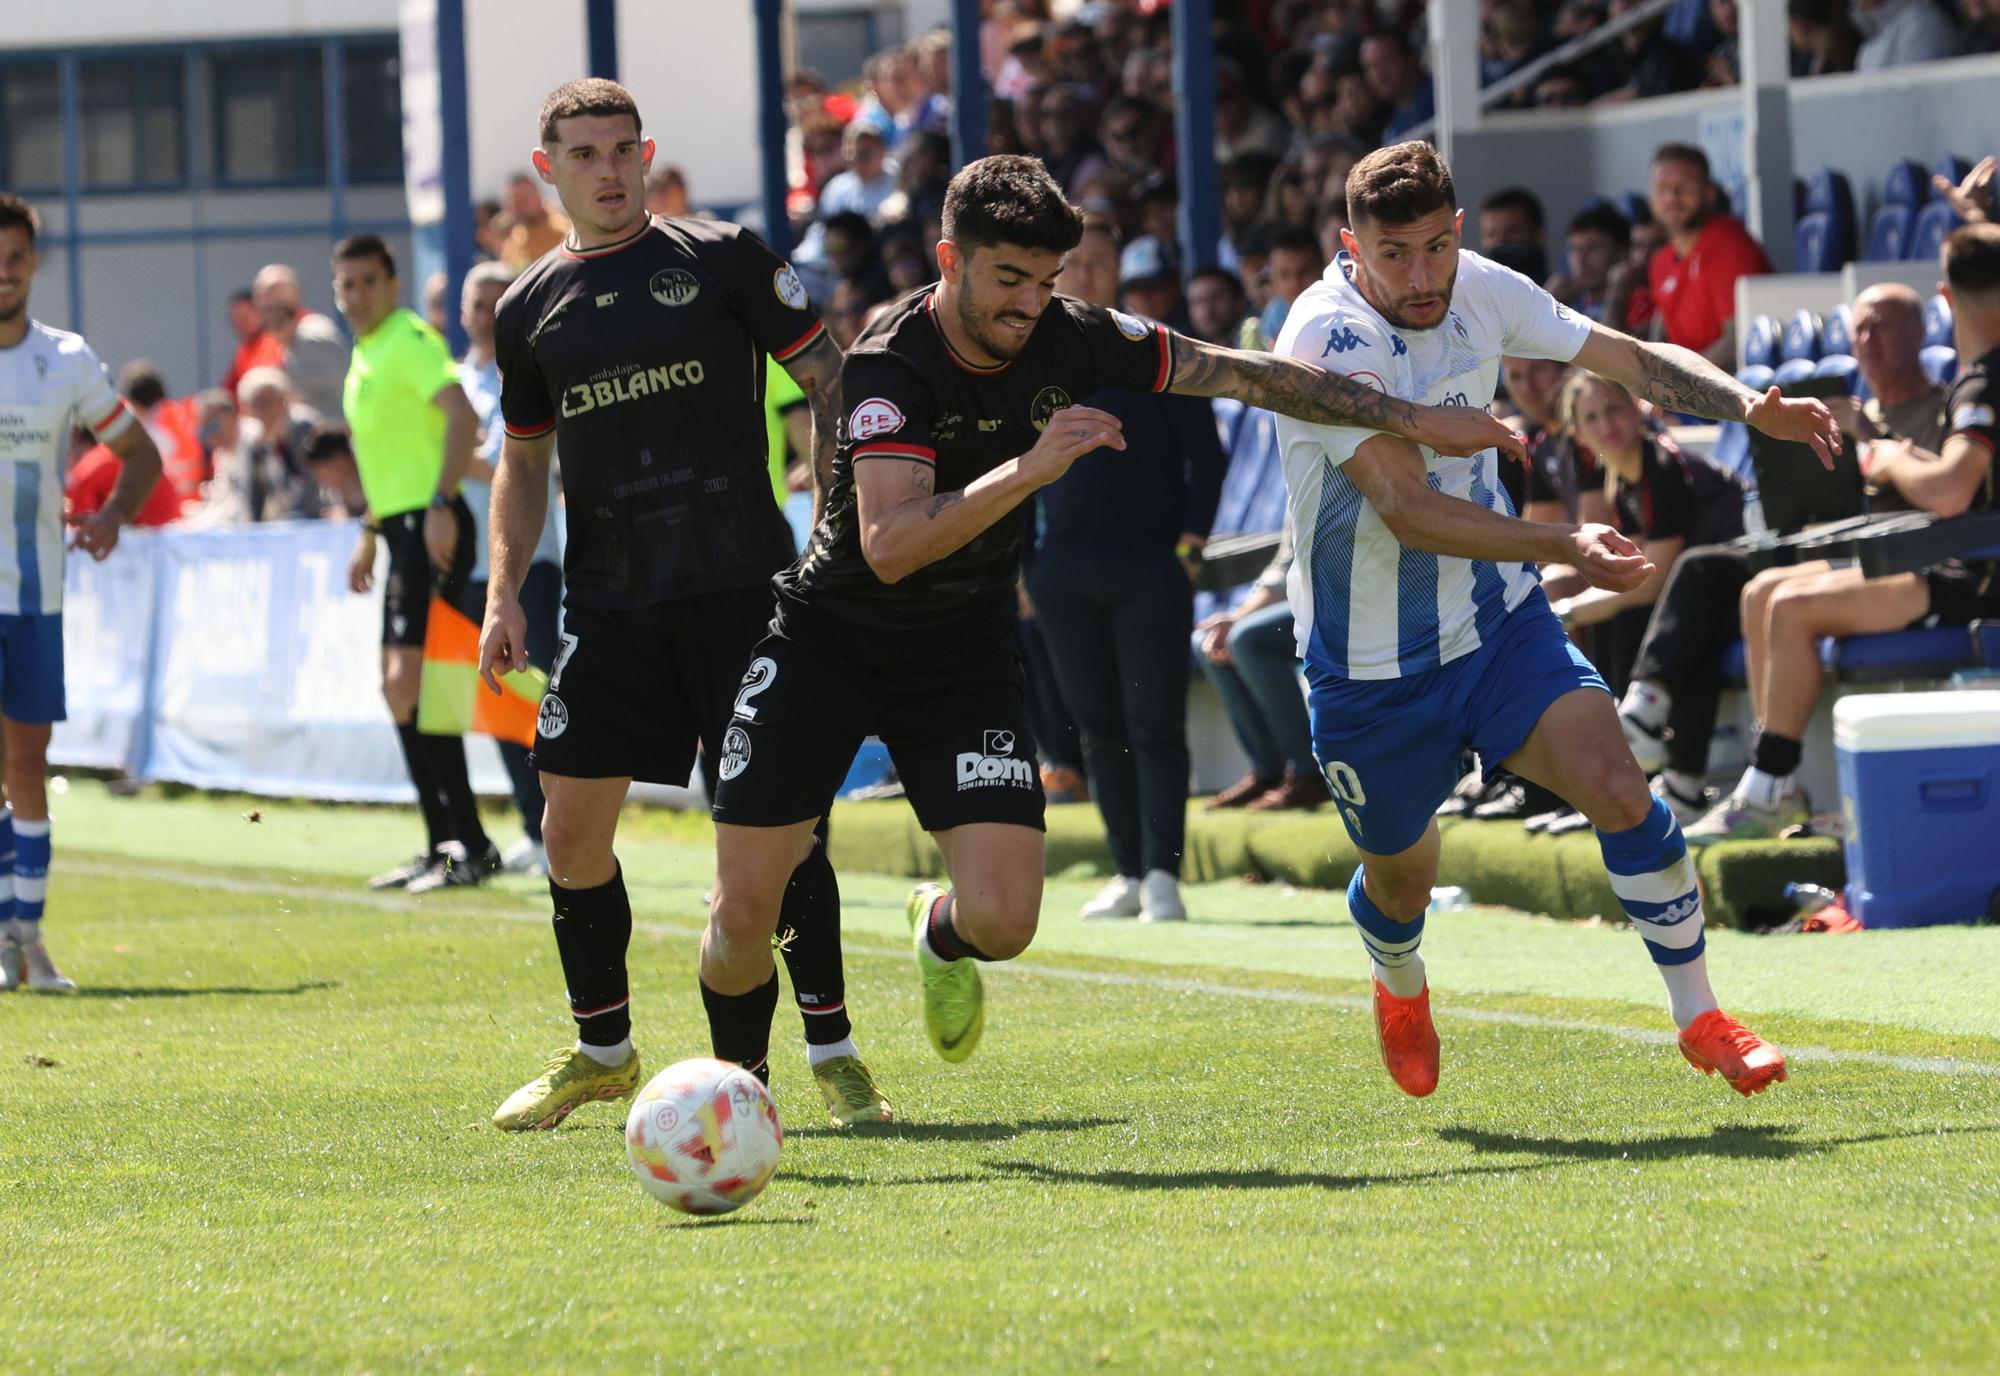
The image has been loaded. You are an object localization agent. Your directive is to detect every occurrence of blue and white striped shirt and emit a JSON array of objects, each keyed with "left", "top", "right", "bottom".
[{"left": 1273, "top": 251, "right": 1591, "bottom": 680}]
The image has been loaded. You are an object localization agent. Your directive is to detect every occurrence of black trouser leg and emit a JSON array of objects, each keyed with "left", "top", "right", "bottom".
[{"left": 1631, "top": 547, "right": 1751, "bottom": 776}]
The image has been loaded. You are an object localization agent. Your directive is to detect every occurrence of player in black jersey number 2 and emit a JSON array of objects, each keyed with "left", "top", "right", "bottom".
[
  {"left": 476, "top": 80, "right": 890, "bottom": 1130},
  {"left": 700, "top": 156, "right": 1529, "bottom": 1081}
]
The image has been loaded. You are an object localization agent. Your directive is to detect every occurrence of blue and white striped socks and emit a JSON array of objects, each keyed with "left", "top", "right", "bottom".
[
  {"left": 0, "top": 808, "right": 14, "bottom": 939},
  {"left": 1597, "top": 797, "right": 1718, "bottom": 1029},
  {"left": 1348, "top": 866, "right": 1427, "bottom": 998}
]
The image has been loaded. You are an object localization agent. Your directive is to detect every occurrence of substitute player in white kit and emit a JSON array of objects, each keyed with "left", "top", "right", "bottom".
[
  {"left": 0, "top": 194, "right": 162, "bottom": 992},
  {"left": 1276, "top": 145, "right": 1841, "bottom": 1098}
]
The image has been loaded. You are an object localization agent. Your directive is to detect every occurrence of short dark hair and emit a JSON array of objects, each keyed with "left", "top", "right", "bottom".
[
  {"left": 1188, "top": 266, "right": 1245, "bottom": 299},
  {"left": 1345, "top": 141, "right": 1457, "bottom": 228},
  {"left": 1944, "top": 223, "right": 2000, "bottom": 301},
  {"left": 0, "top": 193, "right": 40, "bottom": 246},
  {"left": 1481, "top": 187, "right": 1545, "bottom": 234},
  {"left": 1652, "top": 142, "right": 1710, "bottom": 180},
  {"left": 304, "top": 423, "right": 355, "bottom": 465},
  {"left": 117, "top": 360, "right": 168, "bottom": 410},
  {"left": 1268, "top": 225, "right": 1323, "bottom": 262},
  {"left": 537, "top": 78, "right": 642, "bottom": 146},
  {"left": 229, "top": 287, "right": 254, "bottom": 306},
  {"left": 941, "top": 155, "right": 1084, "bottom": 256},
  {"left": 1567, "top": 204, "right": 1632, "bottom": 248},
  {"left": 334, "top": 233, "right": 397, "bottom": 278}
]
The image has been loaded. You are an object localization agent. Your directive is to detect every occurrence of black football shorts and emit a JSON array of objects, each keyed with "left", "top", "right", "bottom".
[
  {"left": 710, "top": 628, "right": 1046, "bottom": 834},
  {"left": 529, "top": 585, "right": 774, "bottom": 785}
]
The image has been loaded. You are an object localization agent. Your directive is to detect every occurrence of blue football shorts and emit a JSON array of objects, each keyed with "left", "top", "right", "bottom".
[
  {"left": 1305, "top": 589, "right": 1606, "bottom": 857},
  {"left": 0, "top": 612, "right": 66, "bottom": 725}
]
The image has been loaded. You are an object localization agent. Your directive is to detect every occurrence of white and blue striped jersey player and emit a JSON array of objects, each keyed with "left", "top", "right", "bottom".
[
  {"left": 1272, "top": 250, "right": 1713, "bottom": 1024},
  {"left": 0, "top": 319, "right": 135, "bottom": 717}
]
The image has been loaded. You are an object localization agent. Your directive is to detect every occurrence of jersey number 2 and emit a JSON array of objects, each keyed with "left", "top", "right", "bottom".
[{"left": 732, "top": 657, "right": 778, "bottom": 721}]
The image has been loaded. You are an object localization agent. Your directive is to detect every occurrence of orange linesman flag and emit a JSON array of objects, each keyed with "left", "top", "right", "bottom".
[{"left": 417, "top": 596, "right": 547, "bottom": 747}]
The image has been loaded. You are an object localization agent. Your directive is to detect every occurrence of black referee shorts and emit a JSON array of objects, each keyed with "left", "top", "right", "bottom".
[
  {"left": 529, "top": 585, "right": 777, "bottom": 786},
  {"left": 710, "top": 629, "right": 1046, "bottom": 835},
  {"left": 379, "top": 497, "right": 473, "bottom": 648}
]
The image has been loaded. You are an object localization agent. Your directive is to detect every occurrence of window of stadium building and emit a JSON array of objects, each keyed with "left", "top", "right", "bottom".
[
  {"left": 80, "top": 56, "right": 185, "bottom": 190},
  {"left": 212, "top": 47, "right": 327, "bottom": 184},
  {"left": 342, "top": 40, "right": 405, "bottom": 183},
  {"left": 0, "top": 62, "right": 62, "bottom": 192}
]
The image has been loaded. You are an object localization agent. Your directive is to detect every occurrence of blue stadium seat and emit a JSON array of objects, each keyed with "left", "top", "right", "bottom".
[
  {"left": 1865, "top": 203, "right": 1914, "bottom": 261},
  {"left": 1780, "top": 309, "right": 1823, "bottom": 362},
  {"left": 1920, "top": 346, "right": 1959, "bottom": 384},
  {"left": 1908, "top": 200, "right": 1962, "bottom": 262},
  {"left": 1934, "top": 156, "right": 1971, "bottom": 200},
  {"left": 1813, "top": 354, "right": 1860, "bottom": 394},
  {"left": 1925, "top": 293, "right": 1954, "bottom": 348},
  {"left": 1823, "top": 626, "right": 1977, "bottom": 682},
  {"left": 1772, "top": 357, "right": 1819, "bottom": 388},
  {"left": 1742, "top": 316, "right": 1780, "bottom": 370},
  {"left": 1736, "top": 364, "right": 1776, "bottom": 392},
  {"left": 1803, "top": 170, "right": 1856, "bottom": 264},
  {"left": 1882, "top": 159, "right": 1929, "bottom": 208},
  {"left": 1794, "top": 212, "right": 1842, "bottom": 272},
  {"left": 1721, "top": 627, "right": 1978, "bottom": 686},
  {"left": 1821, "top": 304, "right": 1853, "bottom": 357}
]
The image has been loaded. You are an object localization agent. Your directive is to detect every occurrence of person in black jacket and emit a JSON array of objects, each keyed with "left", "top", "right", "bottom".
[{"left": 1025, "top": 218, "right": 1227, "bottom": 923}]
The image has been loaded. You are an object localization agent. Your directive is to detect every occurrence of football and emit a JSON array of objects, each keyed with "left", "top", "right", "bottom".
[{"left": 623, "top": 1058, "right": 784, "bottom": 1216}]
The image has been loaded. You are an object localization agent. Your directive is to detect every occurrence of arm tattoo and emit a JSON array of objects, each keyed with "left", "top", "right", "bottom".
[
  {"left": 911, "top": 463, "right": 933, "bottom": 496},
  {"left": 791, "top": 334, "right": 846, "bottom": 512},
  {"left": 925, "top": 491, "right": 964, "bottom": 519},
  {"left": 1168, "top": 334, "right": 1419, "bottom": 436},
  {"left": 1632, "top": 342, "right": 1751, "bottom": 421}
]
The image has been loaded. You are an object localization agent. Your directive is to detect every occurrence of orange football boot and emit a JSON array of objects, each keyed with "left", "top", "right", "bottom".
[
  {"left": 1372, "top": 978, "right": 1440, "bottom": 1098},
  {"left": 1678, "top": 1009, "right": 1788, "bottom": 1095}
]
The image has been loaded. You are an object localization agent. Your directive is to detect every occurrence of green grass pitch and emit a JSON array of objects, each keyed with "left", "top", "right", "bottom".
[{"left": 6, "top": 782, "right": 1998, "bottom": 1372}]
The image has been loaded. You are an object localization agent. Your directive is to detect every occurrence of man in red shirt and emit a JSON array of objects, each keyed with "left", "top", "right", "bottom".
[
  {"left": 1646, "top": 143, "right": 1772, "bottom": 366},
  {"left": 65, "top": 427, "right": 182, "bottom": 527}
]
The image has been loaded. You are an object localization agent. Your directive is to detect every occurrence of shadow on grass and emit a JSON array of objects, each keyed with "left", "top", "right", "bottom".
[
  {"left": 792, "top": 1158, "right": 1564, "bottom": 1193},
  {"left": 71, "top": 980, "right": 341, "bottom": 1000},
  {"left": 1439, "top": 1121, "right": 2000, "bottom": 1163},
  {"left": 666, "top": 1214, "right": 816, "bottom": 1229},
  {"left": 784, "top": 1115, "right": 1131, "bottom": 1144}
]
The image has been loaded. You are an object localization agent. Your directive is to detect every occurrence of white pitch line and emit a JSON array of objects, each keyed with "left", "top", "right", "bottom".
[{"left": 69, "top": 859, "right": 2000, "bottom": 1080}]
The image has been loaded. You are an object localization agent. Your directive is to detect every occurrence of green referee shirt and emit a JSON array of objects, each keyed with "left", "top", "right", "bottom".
[
  {"left": 343, "top": 307, "right": 461, "bottom": 517},
  {"left": 764, "top": 354, "right": 806, "bottom": 506}
]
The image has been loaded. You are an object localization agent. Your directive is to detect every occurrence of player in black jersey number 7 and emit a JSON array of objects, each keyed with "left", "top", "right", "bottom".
[
  {"left": 699, "top": 155, "right": 1531, "bottom": 1080},
  {"left": 476, "top": 80, "right": 890, "bottom": 1130}
]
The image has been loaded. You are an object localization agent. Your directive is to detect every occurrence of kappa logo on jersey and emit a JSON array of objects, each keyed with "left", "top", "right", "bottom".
[
  {"left": 1321, "top": 325, "right": 1367, "bottom": 356},
  {"left": 1030, "top": 386, "right": 1073, "bottom": 432},
  {"left": 649, "top": 269, "right": 701, "bottom": 307},
  {"left": 1110, "top": 309, "right": 1152, "bottom": 341},
  {"left": 538, "top": 694, "right": 570, "bottom": 740},
  {"left": 719, "top": 724, "right": 752, "bottom": 781},
  {"left": 849, "top": 397, "right": 905, "bottom": 441},
  {"left": 956, "top": 728, "right": 1033, "bottom": 791},
  {"left": 1390, "top": 334, "right": 1408, "bottom": 357},
  {"left": 32, "top": 356, "right": 47, "bottom": 381},
  {"left": 773, "top": 265, "right": 808, "bottom": 310}
]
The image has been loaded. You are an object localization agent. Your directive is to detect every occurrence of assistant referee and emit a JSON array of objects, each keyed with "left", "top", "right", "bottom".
[{"left": 334, "top": 233, "right": 494, "bottom": 893}]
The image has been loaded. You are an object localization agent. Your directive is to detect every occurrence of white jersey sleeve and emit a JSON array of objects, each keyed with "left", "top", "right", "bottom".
[
  {"left": 65, "top": 337, "right": 135, "bottom": 442},
  {"left": 1272, "top": 300, "right": 1412, "bottom": 469},
  {"left": 1473, "top": 254, "right": 1593, "bottom": 364}
]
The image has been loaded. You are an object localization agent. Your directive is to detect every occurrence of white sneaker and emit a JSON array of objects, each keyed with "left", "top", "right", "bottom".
[
  {"left": 501, "top": 836, "right": 548, "bottom": 875},
  {"left": 1620, "top": 709, "right": 1669, "bottom": 775},
  {"left": 0, "top": 939, "right": 19, "bottom": 992},
  {"left": 20, "top": 938, "right": 75, "bottom": 992},
  {"left": 1080, "top": 875, "right": 1142, "bottom": 920},
  {"left": 1139, "top": 870, "right": 1187, "bottom": 923}
]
